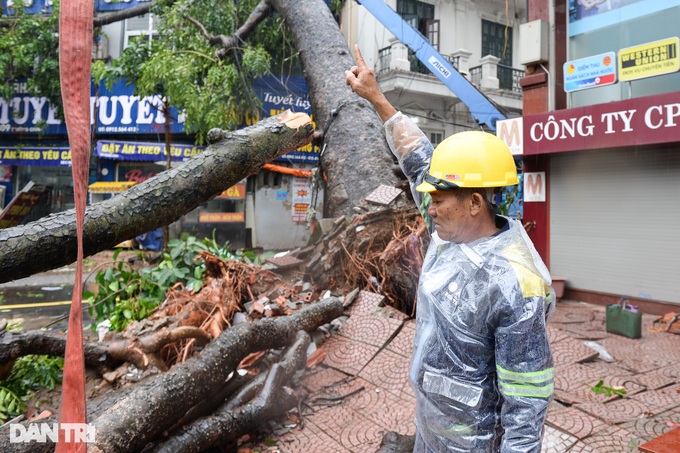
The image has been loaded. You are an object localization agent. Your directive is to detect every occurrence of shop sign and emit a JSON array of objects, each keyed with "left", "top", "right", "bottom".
[
  {"left": 496, "top": 117, "right": 523, "bottom": 155},
  {"left": 523, "top": 90, "right": 680, "bottom": 154},
  {"left": 291, "top": 177, "right": 312, "bottom": 223},
  {"left": 118, "top": 163, "right": 165, "bottom": 184},
  {"left": 0, "top": 80, "right": 185, "bottom": 136},
  {"left": 253, "top": 76, "right": 320, "bottom": 165},
  {"left": 524, "top": 172, "right": 546, "bottom": 202},
  {"left": 0, "top": 146, "right": 71, "bottom": 166},
  {"left": 216, "top": 183, "right": 246, "bottom": 200},
  {"left": 0, "top": 0, "right": 149, "bottom": 14},
  {"left": 0, "top": 0, "right": 53, "bottom": 15},
  {"left": 619, "top": 37, "right": 679, "bottom": 82},
  {"left": 96, "top": 140, "right": 204, "bottom": 162},
  {"left": 198, "top": 212, "right": 245, "bottom": 223},
  {"left": 0, "top": 181, "right": 49, "bottom": 229},
  {"left": 94, "top": 0, "right": 152, "bottom": 12},
  {"left": 88, "top": 181, "right": 137, "bottom": 193},
  {"left": 563, "top": 52, "right": 617, "bottom": 92}
]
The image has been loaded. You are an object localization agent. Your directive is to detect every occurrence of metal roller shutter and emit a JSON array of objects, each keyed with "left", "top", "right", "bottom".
[{"left": 550, "top": 147, "right": 680, "bottom": 305}]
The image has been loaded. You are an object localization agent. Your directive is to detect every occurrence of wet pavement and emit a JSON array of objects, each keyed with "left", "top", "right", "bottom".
[
  {"left": 0, "top": 279, "right": 80, "bottom": 331},
  {"left": 250, "top": 291, "right": 680, "bottom": 453}
]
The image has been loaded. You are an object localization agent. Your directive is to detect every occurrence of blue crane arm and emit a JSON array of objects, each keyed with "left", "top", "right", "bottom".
[{"left": 355, "top": 0, "right": 505, "bottom": 131}]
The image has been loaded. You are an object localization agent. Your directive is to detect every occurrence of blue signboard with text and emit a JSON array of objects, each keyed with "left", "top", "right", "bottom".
[{"left": 254, "top": 76, "right": 319, "bottom": 164}]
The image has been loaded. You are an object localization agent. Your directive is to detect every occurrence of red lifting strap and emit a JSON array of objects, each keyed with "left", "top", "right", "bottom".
[{"left": 56, "top": 0, "right": 93, "bottom": 450}]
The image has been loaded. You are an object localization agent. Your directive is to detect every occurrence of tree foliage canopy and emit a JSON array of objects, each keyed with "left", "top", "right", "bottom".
[
  {"left": 1, "top": 0, "right": 341, "bottom": 143},
  {"left": 0, "top": 2, "right": 61, "bottom": 104}
]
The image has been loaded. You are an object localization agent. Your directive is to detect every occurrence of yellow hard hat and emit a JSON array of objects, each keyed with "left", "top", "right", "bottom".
[{"left": 415, "top": 130, "right": 519, "bottom": 192}]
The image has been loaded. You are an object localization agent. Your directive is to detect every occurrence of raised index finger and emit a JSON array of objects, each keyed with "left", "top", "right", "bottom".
[{"left": 354, "top": 44, "right": 368, "bottom": 69}]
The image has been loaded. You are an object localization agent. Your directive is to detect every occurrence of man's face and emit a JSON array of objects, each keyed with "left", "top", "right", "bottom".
[{"left": 427, "top": 190, "right": 474, "bottom": 243}]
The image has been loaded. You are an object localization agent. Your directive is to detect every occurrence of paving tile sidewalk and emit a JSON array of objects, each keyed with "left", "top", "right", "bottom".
[{"left": 254, "top": 295, "right": 680, "bottom": 453}]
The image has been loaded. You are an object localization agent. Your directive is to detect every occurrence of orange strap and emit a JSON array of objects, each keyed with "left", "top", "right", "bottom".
[
  {"left": 262, "top": 163, "right": 312, "bottom": 178},
  {"left": 56, "top": 0, "right": 93, "bottom": 450}
]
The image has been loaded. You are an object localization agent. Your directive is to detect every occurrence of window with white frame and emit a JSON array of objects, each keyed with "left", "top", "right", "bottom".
[{"left": 124, "top": 13, "right": 159, "bottom": 49}]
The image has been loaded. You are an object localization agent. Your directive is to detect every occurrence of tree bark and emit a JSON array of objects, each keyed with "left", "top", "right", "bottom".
[
  {"left": 0, "top": 326, "right": 212, "bottom": 372},
  {"left": 267, "top": 0, "right": 399, "bottom": 217},
  {"left": 151, "top": 330, "right": 310, "bottom": 453},
  {"left": 88, "top": 297, "right": 343, "bottom": 453},
  {"left": 0, "top": 298, "right": 344, "bottom": 452},
  {"left": 0, "top": 112, "right": 313, "bottom": 283}
]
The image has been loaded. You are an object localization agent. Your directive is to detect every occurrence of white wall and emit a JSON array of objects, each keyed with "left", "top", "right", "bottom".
[{"left": 252, "top": 165, "right": 324, "bottom": 251}]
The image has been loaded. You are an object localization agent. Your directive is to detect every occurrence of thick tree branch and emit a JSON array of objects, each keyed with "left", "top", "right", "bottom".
[
  {"left": 0, "top": 112, "right": 313, "bottom": 283},
  {"left": 151, "top": 330, "right": 310, "bottom": 453},
  {"left": 0, "top": 326, "right": 212, "bottom": 372},
  {"left": 88, "top": 297, "right": 344, "bottom": 453},
  {"left": 93, "top": 3, "right": 155, "bottom": 28}
]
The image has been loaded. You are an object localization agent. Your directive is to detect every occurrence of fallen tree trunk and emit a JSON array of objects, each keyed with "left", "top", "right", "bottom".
[
  {"left": 0, "top": 297, "right": 344, "bottom": 452},
  {"left": 151, "top": 330, "right": 310, "bottom": 453},
  {"left": 89, "top": 297, "right": 344, "bottom": 453},
  {"left": 0, "top": 111, "right": 313, "bottom": 284}
]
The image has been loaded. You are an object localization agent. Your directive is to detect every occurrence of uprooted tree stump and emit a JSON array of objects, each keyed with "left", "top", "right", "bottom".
[{"left": 296, "top": 199, "right": 428, "bottom": 317}]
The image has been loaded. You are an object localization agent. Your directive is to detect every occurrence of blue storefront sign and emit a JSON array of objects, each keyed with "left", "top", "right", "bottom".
[
  {"left": 0, "top": 0, "right": 53, "bottom": 15},
  {"left": 1, "top": 76, "right": 319, "bottom": 163},
  {"left": 94, "top": 0, "right": 153, "bottom": 12},
  {"left": 0, "top": 79, "right": 185, "bottom": 136},
  {"left": 254, "top": 76, "right": 319, "bottom": 164},
  {"left": 0, "top": 0, "right": 150, "bottom": 14}
]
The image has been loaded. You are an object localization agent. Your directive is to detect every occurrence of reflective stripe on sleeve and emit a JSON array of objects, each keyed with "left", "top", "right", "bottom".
[{"left": 497, "top": 365, "right": 554, "bottom": 398}]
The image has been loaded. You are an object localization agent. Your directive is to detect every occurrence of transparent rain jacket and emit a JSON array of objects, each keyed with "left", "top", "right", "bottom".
[{"left": 385, "top": 112, "right": 555, "bottom": 453}]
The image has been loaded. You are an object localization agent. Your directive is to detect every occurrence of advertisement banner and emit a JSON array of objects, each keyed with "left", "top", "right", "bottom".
[
  {"left": 0, "top": 0, "right": 151, "bottom": 14},
  {"left": 253, "top": 76, "right": 320, "bottom": 164},
  {"left": 198, "top": 212, "right": 245, "bottom": 223},
  {"left": 568, "top": 0, "right": 672, "bottom": 37},
  {"left": 0, "top": 146, "right": 71, "bottom": 166},
  {"left": 95, "top": 140, "right": 203, "bottom": 162},
  {"left": 94, "top": 0, "right": 152, "bottom": 12},
  {"left": 0, "top": 80, "right": 186, "bottom": 136},
  {"left": 216, "top": 183, "right": 246, "bottom": 200},
  {"left": 0, "top": 181, "right": 49, "bottom": 229},
  {"left": 619, "top": 37, "right": 680, "bottom": 82},
  {"left": 290, "top": 177, "right": 312, "bottom": 223},
  {"left": 563, "top": 52, "right": 617, "bottom": 92}
]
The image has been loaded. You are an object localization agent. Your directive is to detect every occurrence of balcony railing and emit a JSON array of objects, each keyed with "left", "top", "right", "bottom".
[
  {"left": 379, "top": 43, "right": 524, "bottom": 94},
  {"left": 378, "top": 47, "right": 460, "bottom": 75},
  {"left": 470, "top": 63, "right": 524, "bottom": 93}
]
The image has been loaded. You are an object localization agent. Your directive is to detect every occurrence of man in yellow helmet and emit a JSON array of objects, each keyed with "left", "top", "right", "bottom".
[{"left": 346, "top": 45, "right": 555, "bottom": 452}]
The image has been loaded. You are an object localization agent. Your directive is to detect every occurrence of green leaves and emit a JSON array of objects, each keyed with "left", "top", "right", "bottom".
[
  {"left": 0, "top": 386, "right": 25, "bottom": 424},
  {"left": 0, "top": 355, "right": 64, "bottom": 423},
  {"left": 85, "top": 232, "right": 259, "bottom": 332},
  {"left": 591, "top": 379, "right": 627, "bottom": 398}
]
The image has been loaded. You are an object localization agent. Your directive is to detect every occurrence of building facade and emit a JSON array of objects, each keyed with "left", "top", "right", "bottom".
[
  {"left": 517, "top": 0, "right": 680, "bottom": 312},
  {"left": 340, "top": 0, "right": 527, "bottom": 142}
]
